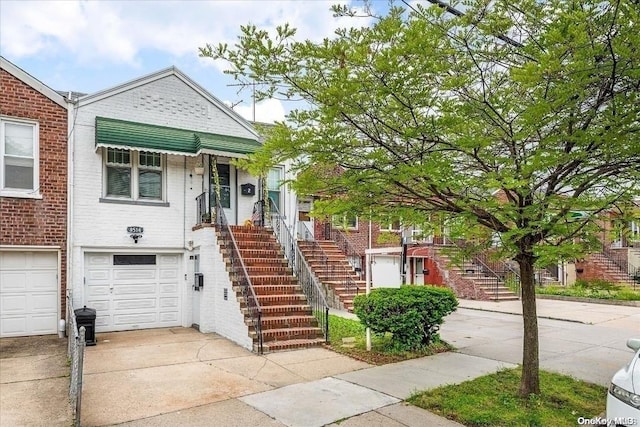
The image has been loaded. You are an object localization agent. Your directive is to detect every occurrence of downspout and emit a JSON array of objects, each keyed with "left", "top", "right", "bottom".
[
  {"left": 235, "top": 166, "right": 239, "bottom": 224},
  {"left": 65, "top": 94, "right": 76, "bottom": 313}
]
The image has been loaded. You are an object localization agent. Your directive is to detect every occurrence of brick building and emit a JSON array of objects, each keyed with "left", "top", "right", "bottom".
[{"left": 0, "top": 57, "right": 69, "bottom": 337}]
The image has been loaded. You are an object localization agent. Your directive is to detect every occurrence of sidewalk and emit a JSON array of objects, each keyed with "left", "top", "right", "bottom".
[{"left": 457, "top": 297, "right": 640, "bottom": 328}]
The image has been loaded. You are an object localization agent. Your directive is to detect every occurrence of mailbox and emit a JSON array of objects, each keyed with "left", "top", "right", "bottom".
[
  {"left": 194, "top": 273, "right": 204, "bottom": 291},
  {"left": 240, "top": 183, "right": 255, "bottom": 196}
]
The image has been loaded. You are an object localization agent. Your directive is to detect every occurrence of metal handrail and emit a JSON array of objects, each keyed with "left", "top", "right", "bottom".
[
  {"left": 298, "top": 221, "right": 339, "bottom": 287},
  {"left": 326, "top": 226, "right": 364, "bottom": 277},
  {"left": 266, "top": 199, "right": 330, "bottom": 342},
  {"left": 445, "top": 241, "right": 521, "bottom": 300},
  {"left": 601, "top": 244, "right": 636, "bottom": 287},
  {"left": 195, "top": 192, "right": 209, "bottom": 225},
  {"left": 214, "top": 198, "right": 263, "bottom": 353}
]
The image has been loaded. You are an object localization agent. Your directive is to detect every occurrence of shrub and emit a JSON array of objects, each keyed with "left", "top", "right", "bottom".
[{"left": 353, "top": 285, "right": 458, "bottom": 351}]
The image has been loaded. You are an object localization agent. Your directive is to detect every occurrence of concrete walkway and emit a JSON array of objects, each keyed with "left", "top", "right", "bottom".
[{"left": 80, "top": 328, "right": 481, "bottom": 426}]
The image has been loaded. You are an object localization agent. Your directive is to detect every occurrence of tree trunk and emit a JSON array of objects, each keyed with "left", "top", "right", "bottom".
[{"left": 517, "top": 251, "right": 540, "bottom": 396}]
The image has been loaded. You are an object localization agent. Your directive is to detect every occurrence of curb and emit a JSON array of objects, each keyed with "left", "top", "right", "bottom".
[
  {"left": 457, "top": 305, "right": 591, "bottom": 324},
  {"left": 535, "top": 294, "right": 640, "bottom": 307}
]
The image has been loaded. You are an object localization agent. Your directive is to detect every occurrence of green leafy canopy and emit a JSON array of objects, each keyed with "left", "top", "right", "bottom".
[
  {"left": 202, "top": 0, "right": 639, "bottom": 263},
  {"left": 202, "top": 0, "right": 640, "bottom": 396}
]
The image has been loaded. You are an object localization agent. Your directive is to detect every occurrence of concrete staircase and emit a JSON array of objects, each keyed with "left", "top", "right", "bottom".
[
  {"left": 297, "top": 240, "right": 365, "bottom": 312},
  {"left": 435, "top": 248, "right": 520, "bottom": 301},
  {"left": 222, "top": 225, "right": 326, "bottom": 352}
]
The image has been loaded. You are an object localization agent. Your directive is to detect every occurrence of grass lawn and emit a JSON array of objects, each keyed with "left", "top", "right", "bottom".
[
  {"left": 535, "top": 278, "right": 640, "bottom": 301},
  {"left": 327, "top": 314, "right": 452, "bottom": 365},
  {"left": 536, "top": 285, "right": 640, "bottom": 301},
  {"left": 408, "top": 368, "right": 607, "bottom": 427}
]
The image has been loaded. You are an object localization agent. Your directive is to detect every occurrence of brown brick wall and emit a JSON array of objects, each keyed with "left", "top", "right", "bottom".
[{"left": 0, "top": 68, "right": 68, "bottom": 315}]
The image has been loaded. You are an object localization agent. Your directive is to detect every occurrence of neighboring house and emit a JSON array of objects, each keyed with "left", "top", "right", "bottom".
[
  {"left": 0, "top": 57, "right": 70, "bottom": 337},
  {"left": 68, "top": 66, "right": 296, "bottom": 350}
]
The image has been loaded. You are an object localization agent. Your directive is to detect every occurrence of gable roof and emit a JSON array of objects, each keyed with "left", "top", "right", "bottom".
[
  {"left": 76, "top": 66, "right": 260, "bottom": 140},
  {"left": 0, "top": 56, "right": 67, "bottom": 109}
]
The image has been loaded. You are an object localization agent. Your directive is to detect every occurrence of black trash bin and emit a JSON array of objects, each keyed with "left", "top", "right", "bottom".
[{"left": 75, "top": 306, "right": 96, "bottom": 346}]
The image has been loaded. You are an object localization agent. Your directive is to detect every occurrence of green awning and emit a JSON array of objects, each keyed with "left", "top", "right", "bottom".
[
  {"left": 195, "top": 133, "right": 261, "bottom": 155},
  {"left": 95, "top": 117, "right": 261, "bottom": 156}
]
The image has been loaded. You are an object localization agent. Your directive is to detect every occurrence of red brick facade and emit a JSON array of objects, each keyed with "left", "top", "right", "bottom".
[
  {"left": 0, "top": 68, "right": 68, "bottom": 314},
  {"left": 314, "top": 217, "right": 400, "bottom": 253}
]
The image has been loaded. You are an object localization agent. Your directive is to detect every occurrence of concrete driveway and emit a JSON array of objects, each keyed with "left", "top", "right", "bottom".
[
  {"left": 81, "top": 328, "right": 370, "bottom": 426},
  {"left": 0, "top": 335, "right": 72, "bottom": 427}
]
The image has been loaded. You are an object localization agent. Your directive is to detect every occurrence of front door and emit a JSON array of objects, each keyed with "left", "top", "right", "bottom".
[
  {"left": 211, "top": 161, "right": 236, "bottom": 223},
  {"left": 415, "top": 258, "right": 425, "bottom": 285}
]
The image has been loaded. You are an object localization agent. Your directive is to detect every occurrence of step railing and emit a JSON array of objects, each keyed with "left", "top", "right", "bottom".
[
  {"left": 444, "top": 242, "right": 521, "bottom": 300},
  {"left": 298, "top": 221, "right": 361, "bottom": 298},
  {"left": 326, "top": 226, "right": 363, "bottom": 277},
  {"left": 601, "top": 244, "right": 637, "bottom": 287},
  {"left": 214, "top": 197, "right": 263, "bottom": 353},
  {"left": 324, "top": 226, "right": 364, "bottom": 297},
  {"left": 195, "top": 191, "right": 210, "bottom": 225},
  {"left": 266, "top": 199, "right": 329, "bottom": 342}
]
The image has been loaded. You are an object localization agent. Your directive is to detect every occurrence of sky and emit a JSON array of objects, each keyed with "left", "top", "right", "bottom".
[{"left": 0, "top": 0, "right": 385, "bottom": 123}]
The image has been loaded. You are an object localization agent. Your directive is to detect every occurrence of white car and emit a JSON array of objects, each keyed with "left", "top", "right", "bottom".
[{"left": 606, "top": 338, "right": 640, "bottom": 427}]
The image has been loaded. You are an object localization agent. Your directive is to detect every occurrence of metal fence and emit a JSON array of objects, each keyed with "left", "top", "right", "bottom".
[{"left": 66, "top": 292, "right": 86, "bottom": 427}]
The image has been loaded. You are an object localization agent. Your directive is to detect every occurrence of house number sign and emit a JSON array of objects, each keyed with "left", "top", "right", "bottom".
[{"left": 127, "top": 226, "right": 144, "bottom": 234}]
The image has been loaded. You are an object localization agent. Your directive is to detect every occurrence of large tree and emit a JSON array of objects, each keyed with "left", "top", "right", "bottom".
[{"left": 201, "top": 0, "right": 640, "bottom": 396}]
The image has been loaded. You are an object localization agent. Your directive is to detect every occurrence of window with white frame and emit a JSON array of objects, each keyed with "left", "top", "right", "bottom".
[
  {"left": 1, "top": 118, "right": 39, "bottom": 196},
  {"left": 105, "top": 148, "right": 164, "bottom": 201}
]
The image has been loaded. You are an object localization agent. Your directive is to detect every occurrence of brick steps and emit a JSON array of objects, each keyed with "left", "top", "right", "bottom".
[
  {"left": 298, "top": 240, "right": 364, "bottom": 312},
  {"left": 435, "top": 249, "right": 520, "bottom": 301},
  {"left": 222, "top": 225, "right": 325, "bottom": 353},
  {"left": 586, "top": 253, "right": 635, "bottom": 286},
  {"left": 258, "top": 338, "right": 327, "bottom": 353}
]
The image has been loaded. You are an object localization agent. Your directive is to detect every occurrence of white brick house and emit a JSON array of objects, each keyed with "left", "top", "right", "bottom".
[{"left": 68, "top": 67, "right": 294, "bottom": 349}]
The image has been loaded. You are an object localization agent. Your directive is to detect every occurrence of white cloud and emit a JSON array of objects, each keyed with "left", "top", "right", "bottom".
[
  {"left": 0, "top": 0, "right": 374, "bottom": 66},
  {"left": 232, "top": 98, "right": 287, "bottom": 124}
]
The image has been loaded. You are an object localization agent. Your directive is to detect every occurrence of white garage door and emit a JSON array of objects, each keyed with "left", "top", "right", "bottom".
[
  {"left": 0, "top": 251, "right": 59, "bottom": 337},
  {"left": 84, "top": 253, "right": 182, "bottom": 332}
]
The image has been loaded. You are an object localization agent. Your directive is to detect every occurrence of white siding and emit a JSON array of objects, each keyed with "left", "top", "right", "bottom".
[{"left": 196, "top": 228, "right": 252, "bottom": 350}]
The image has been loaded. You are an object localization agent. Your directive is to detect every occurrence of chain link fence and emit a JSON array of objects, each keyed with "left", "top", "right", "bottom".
[{"left": 66, "top": 292, "right": 86, "bottom": 427}]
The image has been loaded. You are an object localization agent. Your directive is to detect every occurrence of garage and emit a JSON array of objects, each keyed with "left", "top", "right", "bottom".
[
  {"left": 84, "top": 252, "right": 182, "bottom": 332},
  {"left": 0, "top": 251, "right": 59, "bottom": 337}
]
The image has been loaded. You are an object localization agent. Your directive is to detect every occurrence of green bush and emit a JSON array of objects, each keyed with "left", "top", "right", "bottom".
[{"left": 353, "top": 285, "right": 458, "bottom": 351}]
